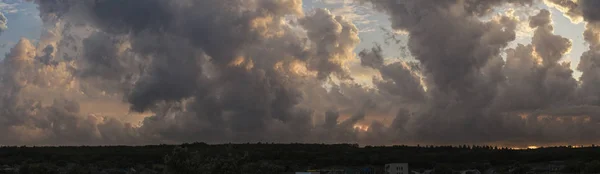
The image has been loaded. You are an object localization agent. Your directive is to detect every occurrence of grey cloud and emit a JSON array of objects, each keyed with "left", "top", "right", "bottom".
[
  {"left": 364, "top": 0, "right": 533, "bottom": 31},
  {"left": 583, "top": 23, "right": 600, "bottom": 47},
  {"left": 359, "top": 43, "right": 384, "bottom": 69},
  {"left": 530, "top": 9, "right": 573, "bottom": 66},
  {"left": 544, "top": 0, "right": 600, "bottom": 23},
  {"left": 0, "top": 12, "right": 6, "bottom": 34},
  {"left": 577, "top": 23, "right": 600, "bottom": 105},
  {"left": 370, "top": 61, "right": 426, "bottom": 103},
  {"left": 26, "top": 0, "right": 371, "bottom": 144},
  {"left": 125, "top": 34, "right": 203, "bottom": 112},
  {"left": 324, "top": 110, "right": 341, "bottom": 129},
  {"left": 366, "top": 1, "right": 519, "bottom": 96},
  {"left": 0, "top": 38, "right": 141, "bottom": 146},
  {"left": 12, "top": 0, "right": 600, "bottom": 147},
  {"left": 480, "top": 10, "right": 576, "bottom": 144},
  {"left": 358, "top": 0, "right": 599, "bottom": 146},
  {"left": 79, "top": 32, "right": 128, "bottom": 80},
  {"left": 18, "top": 0, "right": 406, "bottom": 146},
  {"left": 300, "top": 8, "right": 360, "bottom": 80},
  {"left": 491, "top": 9, "right": 576, "bottom": 115},
  {"left": 36, "top": 45, "right": 59, "bottom": 66},
  {"left": 529, "top": 9, "right": 552, "bottom": 27},
  {"left": 579, "top": 0, "right": 600, "bottom": 22},
  {"left": 360, "top": 0, "right": 519, "bottom": 143},
  {"left": 576, "top": 0, "right": 600, "bottom": 106},
  {"left": 544, "top": 0, "right": 582, "bottom": 22},
  {"left": 358, "top": 42, "right": 427, "bottom": 103}
]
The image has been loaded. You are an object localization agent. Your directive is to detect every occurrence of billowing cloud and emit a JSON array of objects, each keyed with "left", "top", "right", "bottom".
[
  {"left": 1, "top": 0, "right": 599, "bottom": 147},
  {"left": 3, "top": 0, "right": 373, "bottom": 145},
  {"left": 0, "top": 38, "right": 141, "bottom": 146},
  {"left": 300, "top": 8, "right": 360, "bottom": 80},
  {"left": 355, "top": 0, "right": 600, "bottom": 146}
]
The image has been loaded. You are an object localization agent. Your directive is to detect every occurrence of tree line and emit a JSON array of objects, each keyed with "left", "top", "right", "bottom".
[{"left": 2, "top": 143, "right": 600, "bottom": 173}]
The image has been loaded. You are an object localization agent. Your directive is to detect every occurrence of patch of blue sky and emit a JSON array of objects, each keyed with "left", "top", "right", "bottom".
[{"left": 0, "top": 1, "right": 41, "bottom": 58}]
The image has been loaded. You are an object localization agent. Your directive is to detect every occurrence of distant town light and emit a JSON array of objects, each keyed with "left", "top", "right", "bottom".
[{"left": 527, "top": 146, "right": 538, "bottom": 149}]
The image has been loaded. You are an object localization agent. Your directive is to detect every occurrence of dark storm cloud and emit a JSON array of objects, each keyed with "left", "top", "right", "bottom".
[
  {"left": 375, "top": 62, "right": 426, "bottom": 102},
  {"left": 79, "top": 32, "right": 127, "bottom": 80},
  {"left": 571, "top": 0, "right": 600, "bottom": 106},
  {"left": 541, "top": 0, "right": 600, "bottom": 109},
  {"left": 491, "top": 9, "right": 576, "bottom": 116},
  {"left": 19, "top": 0, "right": 385, "bottom": 145},
  {"left": 577, "top": 24, "right": 600, "bottom": 105},
  {"left": 362, "top": 0, "right": 520, "bottom": 97},
  {"left": 358, "top": 46, "right": 426, "bottom": 103},
  {"left": 126, "top": 33, "right": 203, "bottom": 112},
  {"left": 299, "top": 8, "right": 360, "bottom": 80},
  {"left": 357, "top": 0, "right": 520, "bottom": 143},
  {"left": 356, "top": 0, "right": 600, "bottom": 146},
  {"left": 27, "top": 0, "right": 300, "bottom": 112},
  {"left": 530, "top": 10, "right": 573, "bottom": 66},
  {"left": 7, "top": 0, "right": 600, "bottom": 147}
]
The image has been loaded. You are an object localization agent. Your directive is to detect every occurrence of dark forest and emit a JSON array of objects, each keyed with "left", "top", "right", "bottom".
[{"left": 2, "top": 143, "right": 600, "bottom": 174}]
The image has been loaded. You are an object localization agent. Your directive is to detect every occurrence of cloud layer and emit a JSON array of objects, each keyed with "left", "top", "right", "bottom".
[{"left": 0, "top": 0, "right": 598, "bottom": 147}]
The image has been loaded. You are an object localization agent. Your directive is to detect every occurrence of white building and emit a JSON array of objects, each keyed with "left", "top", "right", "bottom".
[{"left": 386, "top": 163, "right": 409, "bottom": 174}]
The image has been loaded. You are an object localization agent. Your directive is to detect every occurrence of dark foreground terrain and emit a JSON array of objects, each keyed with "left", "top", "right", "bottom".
[{"left": 1, "top": 143, "right": 600, "bottom": 174}]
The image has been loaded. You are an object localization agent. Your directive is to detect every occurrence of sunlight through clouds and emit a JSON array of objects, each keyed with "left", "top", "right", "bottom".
[{"left": 0, "top": 0, "right": 599, "bottom": 147}]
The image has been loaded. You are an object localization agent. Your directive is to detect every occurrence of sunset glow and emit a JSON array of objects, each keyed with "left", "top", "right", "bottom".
[
  {"left": 353, "top": 124, "right": 369, "bottom": 132},
  {"left": 527, "top": 146, "right": 539, "bottom": 149}
]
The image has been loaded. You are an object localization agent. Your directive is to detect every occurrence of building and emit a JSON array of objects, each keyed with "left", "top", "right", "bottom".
[
  {"left": 410, "top": 169, "right": 432, "bottom": 174},
  {"left": 459, "top": 169, "right": 481, "bottom": 174},
  {"left": 0, "top": 165, "right": 16, "bottom": 174},
  {"left": 385, "top": 163, "right": 409, "bottom": 174}
]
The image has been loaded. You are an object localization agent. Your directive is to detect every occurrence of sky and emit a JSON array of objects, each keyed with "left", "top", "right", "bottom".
[{"left": 0, "top": 0, "right": 599, "bottom": 148}]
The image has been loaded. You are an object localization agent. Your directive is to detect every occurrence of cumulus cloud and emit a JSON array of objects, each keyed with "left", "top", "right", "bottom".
[
  {"left": 4, "top": 0, "right": 374, "bottom": 145},
  {"left": 2, "top": 0, "right": 600, "bottom": 147},
  {"left": 0, "top": 38, "right": 141, "bottom": 146},
  {"left": 299, "top": 8, "right": 360, "bottom": 80},
  {"left": 353, "top": 0, "right": 600, "bottom": 146},
  {"left": 494, "top": 9, "right": 576, "bottom": 113}
]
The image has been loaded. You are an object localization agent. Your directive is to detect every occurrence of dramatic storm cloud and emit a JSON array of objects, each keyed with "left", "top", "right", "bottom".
[
  {"left": 358, "top": 0, "right": 600, "bottom": 146},
  {"left": 0, "top": 0, "right": 599, "bottom": 147}
]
